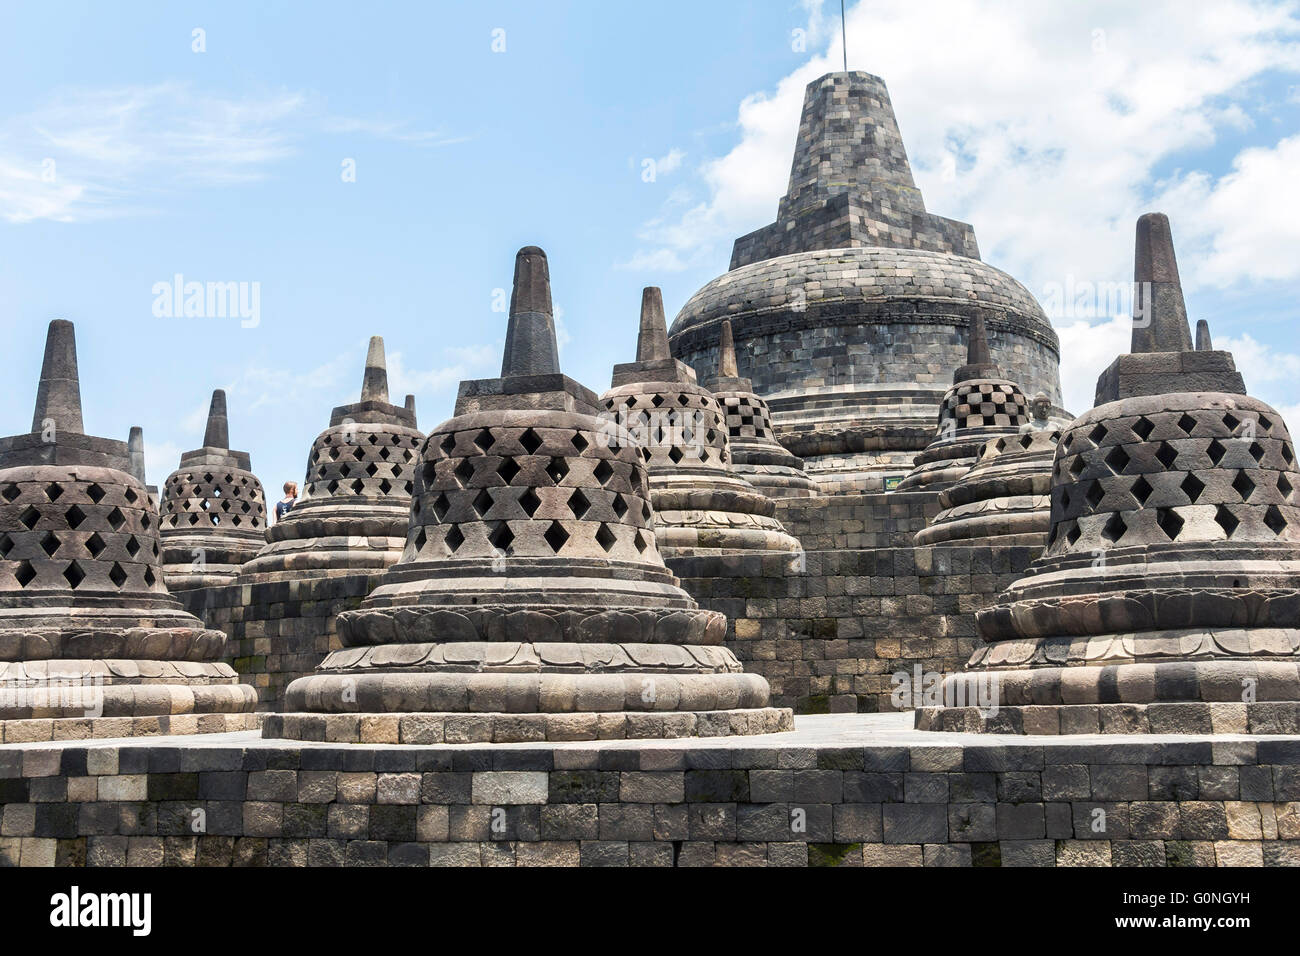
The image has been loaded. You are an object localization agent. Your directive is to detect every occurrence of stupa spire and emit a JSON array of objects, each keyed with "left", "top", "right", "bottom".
[
  {"left": 203, "top": 389, "right": 230, "bottom": 448},
  {"left": 717, "top": 320, "right": 739, "bottom": 378},
  {"left": 360, "top": 336, "right": 390, "bottom": 403},
  {"left": 1196, "top": 319, "right": 1213, "bottom": 351},
  {"left": 1131, "top": 212, "right": 1193, "bottom": 354},
  {"left": 501, "top": 246, "right": 560, "bottom": 377},
  {"left": 636, "top": 287, "right": 672, "bottom": 363},
  {"left": 127, "top": 426, "right": 147, "bottom": 485},
  {"left": 31, "top": 319, "right": 84, "bottom": 435}
]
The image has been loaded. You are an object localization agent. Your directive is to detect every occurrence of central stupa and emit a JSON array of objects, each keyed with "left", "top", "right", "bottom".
[{"left": 670, "top": 72, "right": 1063, "bottom": 492}]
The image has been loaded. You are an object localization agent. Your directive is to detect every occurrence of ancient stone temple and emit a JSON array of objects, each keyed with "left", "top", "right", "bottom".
[
  {"left": 238, "top": 336, "right": 422, "bottom": 581},
  {"left": 670, "top": 71, "right": 1062, "bottom": 492},
  {"left": 600, "top": 289, "right": 802, "bottom": 555},
  {"left": 918, "top": 214, "right": 1300, "bottom": 736},
  {"left": 703, "top": 320, "right": 818, "bottom": 499},
  {"left": 896, "top": 314, "right": 1034, "bottom": 491},
  {"left": 159, "top": 389, "right": 267, "bottom": 589},
  {"left": 0, "top": 321, "right": 256, "bottom": 739},
  {"left": 263, "top": 247, "right": 792, "bottom": 744}
]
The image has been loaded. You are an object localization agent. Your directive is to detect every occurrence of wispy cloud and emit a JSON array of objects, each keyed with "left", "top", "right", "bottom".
[{"left": 0, "top": 82, "right": 467, "bottom": 223}]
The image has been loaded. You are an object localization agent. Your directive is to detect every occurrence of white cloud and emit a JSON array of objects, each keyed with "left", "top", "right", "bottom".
[
  {"left": 141, "top": 438, "right": 181, "bottom": 489},
  {"left": 1055, "top": 315, "right": 1133, "bottom": 414},
  {"left": 0, "top": 83, "right": 465, "bottom": 223}
]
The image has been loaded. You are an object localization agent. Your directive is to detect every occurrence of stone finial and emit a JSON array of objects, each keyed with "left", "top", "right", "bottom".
[
  {"left": 203, "top": 389, "right": 230, "bottom": 449},
  {"left": 717, "top": 320, "right": 739, "bottom": 378},
  {"left": 954, "top": 313, "right": 1000, "bottom": 383},
  {"left": 404, "top": 394, "right": 416, "bottom": 417},
  {"left": 1131, "top": 213, "right": 1193, "bottom": 354},
  {"left": 31, "top": 319, "right": 84, "bottom": 435},
  {"left": 127, "top": 426, "right": 147, "bottom": 484},
  {"left": 360, "top": 336, "right": 390, "bottom": 403},
  {"left": 636, "top": 287, "right": 672, "bottom": 363},
  {"left": 1196, "top": 319, "right": 1214, "bottom": 351},
  {"left": 501, "top": 246, "right": 561, "bottom": 377}
]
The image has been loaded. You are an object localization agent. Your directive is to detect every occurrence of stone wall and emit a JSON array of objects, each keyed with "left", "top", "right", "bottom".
[
  {"left": 1, "top": 724, "right": 1295, "bottom": 867},
  {"left": 178, "top": 574, "right": 379, "bottom": 711},
  {"left": 775, "top": 491, "right": 939, "bottom": 550},
  {"left": 668, "top": 543, "right": 1039, "bottom": 715}
]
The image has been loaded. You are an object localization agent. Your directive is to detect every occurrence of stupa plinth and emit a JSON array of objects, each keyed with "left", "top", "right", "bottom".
[
  {"left": 0, "top": 321, "right": 256, "bottom": 737},
  {"left": 160, "top": 389, "right": 267, "bottom": 589},
  {"left": 264, "top": 248, "right": 791, "bottom": 744}
]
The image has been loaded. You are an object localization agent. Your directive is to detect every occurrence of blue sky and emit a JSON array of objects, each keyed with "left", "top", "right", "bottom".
[{"left": 2, "top": 0, "right": 1298, "bottom": 500}]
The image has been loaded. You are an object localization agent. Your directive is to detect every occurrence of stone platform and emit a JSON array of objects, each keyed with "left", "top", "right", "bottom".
[{"left": 2, "top": 713, "right": 1298, "bottom": 867}]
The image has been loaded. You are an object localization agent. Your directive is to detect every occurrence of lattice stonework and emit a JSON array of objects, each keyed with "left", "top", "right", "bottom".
[
  {"left": 304, "top": 424, "right": 420, "bottom": 499},
  {"left": 408, "top": 420, "right": 658, "bottom": 563},
  {"left": 0, "top": 470, "right": 165, "bottom": 594},
  {"left": 161, "top": 469, "right": 266, "bottom": 531},
  {"left": 600, "top": 389, "right": 730, "bottom": 469},
  {"left": 719, "top": 393, "right": 774, "bottom": 441},
  {"left": 1047, "top": 403, "right": 1298, "bottom": 554},
  {"left": 941, "top": 381, "right": 1031, "bottom": 432}
]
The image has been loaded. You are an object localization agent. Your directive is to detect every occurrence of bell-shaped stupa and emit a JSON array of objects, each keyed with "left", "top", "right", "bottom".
[
  {"left": 0, "top": 320, "right": 256, "bottom": 736},
  {"left": 160, "top": 389, "right": 267, "bottom": 589},
  {"left": 896, "top": 313, "right": 1032, "bottom": 491},
  {"left": 263, "top": 248, "right": 791, "bottom": 744},
  {"left": 919, "top": 214, "right": 1300, "bottom": 735},
  {"left": 238, "top": 336, "right": 423, "bottom": 581},
  {"left": 600, "top": 289, "right": 802, "bottom": 555},
  {"left": 704, "top": 320, "right": 818, "bottom": 499}
]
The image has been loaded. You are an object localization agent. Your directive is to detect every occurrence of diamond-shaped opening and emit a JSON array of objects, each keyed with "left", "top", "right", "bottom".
[
  {"left": 63, "top": 560, "right": 85, "bottom": 589},
  {"left": 350, "top": 479, "right": 365, "bottom": 494},
  {"left": 1232, "top": 470, "right": 1256, "bottom": 501},
  {"left": 367, "top": 434, "right": 378, "bottom": 445},
  {"left": 1065, "top": 521, "right": 1082, "bottom": 546},
  {"left": 1177, "top": 413, "right": 1198, "bottom": 435},
  {"left": 1088, "top": 424, "right": 1108, "bottom": 445},
  {"left": 327, "top": 480, "right": 340, "bottom": 494},
  {"left": 595, "top": 522, "right": 617, "bottom": 553},
  {"left": 1284, "top": 444, "right": 1295, "bottom": 466},
  {"left": 1, "top": 484, "right": 20, "bottom": 503},
  {"left": 1249, "top": 442, "right": 1266, "bottom": 464},
  {"left": 1280, "top": 473, "right": 1295, "bottom": 501},
  {"left": 1131, "top": 475, "right": 1154, "bottom": 506},
  {"left": 1018, "top": 433, "right": 1034, "bottom": 450},
  {"left": 455, "top": 458, "right": 477, "bottom": 485},
  {"left": 412, "top": 526, "right": 427, "bottom": 552},
  {"left": 651, "top": 394, "right": 665, "bottom": 408},
  {"left": 668, "top": 446, "right": 684, "bottom": 465},
  {"left": 519, "top": 487, "right": 542, "bottom": 518},
  {"left": 593, "top": 460, "right": 614, "bottom": 486},
  {"left": 44, "top": 482, "right": 63, "bottom": 502},
  {"left": 378, "top": 478, "right": 392, "bottom": 495},
  {"left": 545, "top": 457, "right": 569, "bottom": 485},
  {"left": 487, "top": 521, "right": 514, "bottom": 553},
  {"left": 1060, "top": 487, "right": 1071, "bottom": 512},
  {"left": 642, "top": 502, "right": 652, "bottom": 521},
  {"left": 15, "top": 560, "right": 36, "bottom": 587},
  {"left": 1258, "top": 414, "right": 1273, "bottom": 433},
  {"left": 473, "top": 428, "right": 495, "bottom": 453},
  {"left": 1156, "top": 507, "right": 1185, "bottom": 540},
  {"left": 543, "top": 521, "right": 569, "bottom": 552},
  {"left": 1105, "top": 445, "right": 1131, "bottom": 475},
  {"left": 1265, "top": 505, "right": 1288, "bottom": 536},
  {"left": 1101, "top": 512, "right": 1127, "bottom": 544},
  {"left": 1132, "top": 417, "right": 1155, "bottom": 440},
  {"left": 445, "top": 524, "right": 465, "bottom": 552},
  {"left": 365, "top": 462, "right": 379, "bottom": 477},
  {"left": 1222, "top": 412, "right": 1240, "bottom": 433},
  {"left": 432, "top": 492, "right": 450, "bottom": 521},
  {"left": 108, "top": 562, "right": 127, "bottom": 588},
  {"left": 1155, "top": 443, "right": 1178, "bottom": 469},
  {"left": 1085, "top": 480, "right": 1105, "bottom": 509},
  {"left": 0, "top": 533, "right": 11, "bottom": 558},
  {"left": 352, "top": 446, "right": 366, "bottom": 461},
  {"left": 421, "top": 462, "right": 438, "bottom": 488},
  {"left": 612, "top": 494, "right": 628, "bottom": 519},
  {"left": 571, "top": 431, "right": 589, "bottom": 453},
  {"left": 39, "top": 531, "right": 60, "bottom": 557},
  {"left": 567, "top": 489, "right": 591, "bottom": 519},
  {"left": 328, "top": 447, "right": 341, "bottom": 461},
  {"left": 1215, "top": 505, "right": 1239, "bottom": 538},
  {"left": 18, "top": 505, "right": 41, "bottom": 530},
  {"left": 439, "top": 433, "right": 457, "bottom": 457},
  {"left": 1181, "top": 473, "right": 1206, "bottom": 504},
  {"left": 497, "top": 458, "right": 522, "bottom": 485},
  {"left": 678, "top": 394, "right": 690, "bottom": 406},
  {"left": 634, "top": 530, "right": 649, "bottom": 553},
  {"left": 124, "top": 536, "right": 139, "bottom": 560},
  {"left": 1207, "top": 439, "right": 1228, "bottom": 465},
  {"left": 472, "top": 488, "right": 494, "bottom": 517},
  {"left": 143, "top": 567, "right": 156, "bottom": 587},
  {"left": 203, "top": 472, "right": 214, "bottom": 483},
  {"left": 339, "top": 463, "right": 353, "bottom": 478},
  {"left": 1069, "top": 455, "right": 1087, "bottom": 478},
  {"left": 379, "top": 447, "right": 390, "bottom": 461},
  {"left": 519, "top": 428, "right": 544, "bottom": 455}
]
